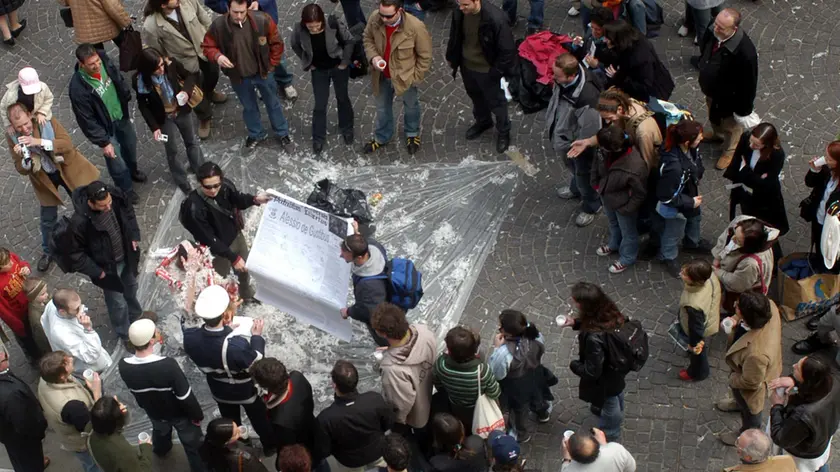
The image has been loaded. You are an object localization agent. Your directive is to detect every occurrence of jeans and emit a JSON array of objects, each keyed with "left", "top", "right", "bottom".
[
  {"left": 624, "top": 0, "right": 646, "bottom": 36},
  {"left": 101, "top": 261, "right": 142, "bottom": 339},
  {"left": 654, "top": 211, "right": 701, "bottom": 261},
  {"left": 217, "top": 400, "right": 276, "bottom": 452},
  {"left": 74, "top": 450, "right": 100, "bottom": 472},
  {"left": 374, "top": 77, "right": 420, "bottom": 144},
  {"left": 274, "top": 57, "right": 294, "bottom": 87},
  {"left": 604, "top": 205, "right": 639, "bottom": 266},
  {"left": 150, "top": 417, "right": 206, "bottom": 472},
  {"left": 502, "top": 0, "right": 544, "bottom": 28},
  {"left": 195, "top": 58, "right": 221, "bottom": 122},
  {"left": 311, "top": 67, "right": 354, "bottom": 144},
  {"left": 461, "top": 67, "right": 510, "bottom": 134},
  {"left": 404, "top": 2, "right": 426, "bottom": 21},
  {"left": 40, "top": 172, "right": 70, "bottom": 254},
  {"left": 231, "top": 75, "right": 290, "bottom": 139},
  {"left": 339, "top": 0, "right": 367, "bottom": 27},
  {"left": 690, "top": 4, "right": 722, "bottom": 45},
  {"left": 106, "top": 117, "right": 139, "bottom": 193},
  {"left": 732, "top": 387, "right": 762, "bottom": 432},
  {"left": 599, "top": 392, "right": 625, "bottom": 442},
  {"left": 568, "top": 153, "right": 601, "bottom": 214},
  {"left": 212, "top": 233, "right": 255, "bottom": 299},
  {"left": 160, "top": 111, "right": 205, "bottom": 190}
]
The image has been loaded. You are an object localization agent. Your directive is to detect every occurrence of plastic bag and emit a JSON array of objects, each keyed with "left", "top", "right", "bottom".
[
  {"left": 306, "top": 179, "right": 373, "bottom": 223},
  {"left": 472, "top": 365, "right": 505, "bottom": 438}
]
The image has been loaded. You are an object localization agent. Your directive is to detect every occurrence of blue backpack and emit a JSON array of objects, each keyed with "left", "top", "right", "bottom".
[{"left": 365, "top": 258, "right": 424, "bottom": 310}]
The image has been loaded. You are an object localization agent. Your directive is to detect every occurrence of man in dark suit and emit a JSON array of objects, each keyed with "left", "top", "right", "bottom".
[{"left": 0, "top": 346, "right": 50, "bottom": 471}]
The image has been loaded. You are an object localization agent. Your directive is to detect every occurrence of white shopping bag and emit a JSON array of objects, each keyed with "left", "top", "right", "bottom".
[
  {"left": 500, "top": 78, "right": 513, "bottom": 102},
  {"left": 472, "top": 365, "right": 506, "bottom": 438},
  {"left": 734, "top": 112, "right": 761, "bottom": 129}
]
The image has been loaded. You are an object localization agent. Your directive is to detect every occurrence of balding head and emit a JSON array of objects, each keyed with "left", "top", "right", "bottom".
[
  {"left": 714, "top": 8, "right": 740, "bottom": 40},
  {"left": 568, "top": 434, "right": 600, "bottom": 464},
  {"left": 737, "top": 429, "right": 772, "bottom": 464}
]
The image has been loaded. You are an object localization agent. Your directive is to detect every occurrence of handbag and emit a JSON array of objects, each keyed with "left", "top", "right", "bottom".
[
  {"left": 471, "top": 365, "right": 505, "bottom": 438},
  {"left": 60, "top": 7, "right": 73, "bottom": 27},
  {"left": 119, "top": 25, "right": 143, "bottom": 72}
]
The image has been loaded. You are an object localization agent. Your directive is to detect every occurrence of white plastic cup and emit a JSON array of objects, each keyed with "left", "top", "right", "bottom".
[
  {"left": 815, "top": 156, "right": 827, "bottom": 167},
  {"left": 238, "top": 425, "right": 249, "bottom": 440},
  {"left": 138, "top": 432, "right": 151, "bottom": 443},
  {"left": 373, "top": 351, "right": 384, "bottom": 361},
  {"left": 83, "top": 369, "right": 95, "bottom": 381},
  {"left": 376, "top": 59, "right": 387, "bottom": 70},
  {"left": 177, "top": 92, "right": 188, "bottom": 106},
  {"left": 555, "top": 315, "right": 567, "bottom": 327},
  {"left": 775, "top": 387, "right": 787, "bottom": 397},
  {"left": 563, "top": 430, "right": 574, "bottom": 440},
  {"left": 721, "top": 317, "right": 735, "bottom": 334}
]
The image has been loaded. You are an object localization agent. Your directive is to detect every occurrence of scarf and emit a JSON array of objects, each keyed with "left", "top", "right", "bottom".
[{"left": 137, "top": 73, "right": 175, "bottom": 105}]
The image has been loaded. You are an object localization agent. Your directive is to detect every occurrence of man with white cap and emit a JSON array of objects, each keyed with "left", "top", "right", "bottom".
[
  {"left": 119, "top": 318, "right": 206, "bottom": 472},
  {"left": 182, "top": 285, "right": 276, "bottom": 455}
]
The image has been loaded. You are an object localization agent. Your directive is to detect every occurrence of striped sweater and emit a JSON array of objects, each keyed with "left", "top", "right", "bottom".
[{"left": 433, "top": 355, "right": 501, "bottom": 408}]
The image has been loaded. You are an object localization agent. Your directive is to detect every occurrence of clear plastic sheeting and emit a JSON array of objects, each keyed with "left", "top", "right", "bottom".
[{"left": 100, "top": 147, "right": 520, "bottom": 439}]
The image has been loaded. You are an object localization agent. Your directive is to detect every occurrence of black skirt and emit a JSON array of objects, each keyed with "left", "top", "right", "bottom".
[{"left": 0, "top": 0, "right": 24, "bottom": 16}]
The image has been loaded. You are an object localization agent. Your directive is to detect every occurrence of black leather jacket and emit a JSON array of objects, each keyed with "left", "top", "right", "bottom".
[{"left": 770, "top": 381, "right": 840, "bottom": 459}]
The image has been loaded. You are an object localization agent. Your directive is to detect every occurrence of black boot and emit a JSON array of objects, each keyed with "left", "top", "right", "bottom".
[
  {"left": 792, "top": 332, "right": 828, "bottom": 355},
  {"left": 806, "top": 313, "right": 825, "bottom": 331}
]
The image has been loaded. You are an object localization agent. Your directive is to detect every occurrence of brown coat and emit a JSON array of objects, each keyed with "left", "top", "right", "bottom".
[
  {"left": 725, "top": 301, "right": 783, "bottom": 415},
  {"left": 723, "top": 455, "right": 798, "bottom": 472},
  {"left": 143, "top": 0, "right": 212, "bottom": 73},
  {"left": 8, "top": 118, "right": 100, "bottom": 207},
  {"left": 59, "top": 0, "right": 131, "bottom": 45},
  {"left": 362, "top": 11, "right": 433, "bottom": 97}
]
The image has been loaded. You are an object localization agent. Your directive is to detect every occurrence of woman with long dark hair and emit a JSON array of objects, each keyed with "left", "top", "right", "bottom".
[
  {"left": 133, "top": 47, "right": 205, "bottom": 194},
  {"left": 428, "top": 413, "right": 489, "bottom": 472},
  {"left": 769, "top": 357, "right": 840, "bottom": 472},
  {"left": 724, "top": 123, "right": 789, "bottom": 241},
  {"left": 802, "top": 141, "right": 840, "bottom": 272},
  {"left": 602, "top": 19, "right": 674, "bottom": 103},
  {"left": 488, "top": 309, "right": 548, "bottom": 444},
  {"left": 200, "top": 418, "right": 268, "bottom": 472},
  {"left": 649, "top": 119, "right": 710, "bottom": 278},
  {"left": 562, "top": 282, "right": 629, "bottom": 442},
  {"left": 290, "top": 3, "right": 356, "bottom": 155}
]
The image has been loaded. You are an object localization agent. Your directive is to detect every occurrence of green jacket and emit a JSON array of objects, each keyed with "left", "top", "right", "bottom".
[{"left": 88, "top": 432, "right": 153, "bottom": 472}]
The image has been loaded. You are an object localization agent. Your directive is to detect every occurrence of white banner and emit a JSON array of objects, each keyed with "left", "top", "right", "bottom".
[{"left": 247, "top": 190, "right": 354, "bottom": 341}]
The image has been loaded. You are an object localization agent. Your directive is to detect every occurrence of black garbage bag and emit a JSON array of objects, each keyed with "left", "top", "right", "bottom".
[
  {"left": 511, "top": 47, "right": 553, "bottom": 114},
  {"left": 306, "top": 179, "right": 374, "bottom": 224}
]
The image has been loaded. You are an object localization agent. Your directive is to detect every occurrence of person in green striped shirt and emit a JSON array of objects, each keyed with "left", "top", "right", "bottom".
[{"left": 433, "top": 326, "right": 501, "bottom": 433}]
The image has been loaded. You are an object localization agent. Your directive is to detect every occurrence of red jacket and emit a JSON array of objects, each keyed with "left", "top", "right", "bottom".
[
  {"left": 202, "top": 11, "right": 283, "bottom": 84},
  {"left": 0, "top": 252, "right": 30, "bottom": 337}
]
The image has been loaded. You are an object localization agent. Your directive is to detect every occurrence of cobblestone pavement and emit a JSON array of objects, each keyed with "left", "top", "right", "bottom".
[{"left": 0, "top": 0, "right": 838, "bottom": 470}]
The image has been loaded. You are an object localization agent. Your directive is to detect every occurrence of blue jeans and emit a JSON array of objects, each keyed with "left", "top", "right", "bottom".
[
  {"left": 404, "top": 2, "right": 426, "bottom": 21},
  {"left": 599, "top": 392, "right": 625, "bottom": 442},
  {"left": 604, "top": 205, "right": 639, "bottom": 266},
  {"left": 151, "top": 417, "right": 206, "bottom": 472},
  {"left": 689, "top": 5, "right": 722, "bottom": 45},
  {"left": 502, "top": 0, "right": 544, "bottom": 28},
  {"left": 374, "top": 77, "right": 420, "bottom": 144},
  {"left": 231, "top": 75, "right": 290, "bottom": 139},
  {"left": 101, "top": 261, "right": 142, "bottom": 339},
  {"left": 568, "top": 154, "right": 601, "bottom": 214},
  {"left": 624, "top": 0, "right": 646, "bottom": 36},
  {"left": 339, "top": 0, "right": 367, "bottom": 27},
  {"left": 106, "top": 117, "right": 138, "bottom": 193},
  {"left": 273, "top": 57, "right": 294, "bottom": 87},
  {"left": 74, "top": 450, "right": 100, "bottom": 472},
  {"left": 654, "top": 211, "right": 701, "bottom": 261}
]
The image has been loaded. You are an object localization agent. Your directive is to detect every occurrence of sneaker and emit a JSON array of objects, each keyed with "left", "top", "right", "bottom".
[
  {"left": 465, "top": 122, "right": 493, "bottom": 140},
  {"left": 575, "top": 208, "right": 600, "bottom": 227},
  {"left": 715, "top": 397, "right": 739, "bottom": 413},
  {"left": 283, "top": 85, "right": 298, "bottom": 100},
  {"left": 608, "top": 261, "right": 628, "bottom": 274},
  {"left": 596, "top": 245, "right": 613, "bottom": 256},
  {"left": 662, "top": 258, "right": 681, "bottom": 278},
  {"left": 556, "top": 186, "right": 579, "bottom": 200},
  {"left": 364, "top": 140, "right": 382, "bottom": 154},
  {"left": 537, "top": 403, "right": 552, "bottom": 423},
  {"left": 718, "top": 431, "right": 739, "bottom": 446},
  {"left": 277, "top": 135, "right": 294, "bottom": 154},
  {"left": 518, "top": 434, "right": 532, "bottom": 444},
  {"left": 406, "top": 136, "right": 420, "bottom": 155},
  {"left": 37, "top": 253, "right": 52, "bottom": 272},
  {"left": 677, "top": 25, "right": 689, "bottom": 37},
  {"left": 244, "top": 136, "right": 261, "bottom": 150},
  {"left": 568, "top": 5, "right": 580, "bottom": 16}
]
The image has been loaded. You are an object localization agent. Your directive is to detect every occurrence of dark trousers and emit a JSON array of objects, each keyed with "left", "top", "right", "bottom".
[
  {"left": 15, "top": 316, "right": 45, "bottom": 361},
  {"left": 195, "top": 58, "right": 220, "bottom": 122},
  {"left": 92, "top": 30, "right": 124, "bottom": 52},
  {"left": 5, "top": 439, "right": 45, "bottom": 472},
  {"left": 151, "top": 417, "right": 206, "bottom": 472},
  {"left": 311, "top": 66, "right": 354, "bottom": 144},
  {"left": 461, "top": 67, "right": 510, "bottom": 134},
  {"left": 159, "top": 111, "right": 205, "bottom": 190},
  {"left": 732, "top": 388, "right": 762, "bottom": 432},
  {"left": 339, "top": 0, "right": 367, "bottom": 27},
  {"left": 687, "top": 343, "right": 709, "bottom": 380},
  {"left": 217, "top": 400, "right": 276, "bottom": 451}
]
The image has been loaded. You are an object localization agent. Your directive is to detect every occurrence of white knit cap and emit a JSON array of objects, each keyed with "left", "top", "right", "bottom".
[
  {"left": 195, "top": 285, "right": 230, "bottom": 320},
  {"left": 128, "top": 319, "right": 156, "bottom": 347}
]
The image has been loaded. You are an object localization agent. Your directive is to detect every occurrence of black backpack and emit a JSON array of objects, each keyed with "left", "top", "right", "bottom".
[
  {"left": 605, "top": 318, "right": 649, "bottom": 372},
  {"left": 49, "top": 215, "right": 77, "bottom": 273}
]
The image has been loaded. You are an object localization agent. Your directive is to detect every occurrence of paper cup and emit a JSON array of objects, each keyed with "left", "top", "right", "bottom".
[
  {"left": 721, "top": 317, "right": 735, "bottom": 334},
  {"left": 238, "top": 425, "right": 249, "bottom": 440},
  {"left": 177, "top": 93, "right": 188, "bottom": 106},
  {"left": 815, "top": 156, "right": 827, "bottom": 167},
  {"left": 83, "top": 369, "right": 95, "bottom": 381},
  {"left": 563, "top": 430, "right": 574, "bottom": 440},
  {"left": 555, "top": 315, "right": 567, "bottom": 327},
  {"left": 376, "top": 59, "right": 387, "bottom": 70},
  {"left": 775, "top": 387, "right": 787, "bottom": 397},
  {"left": 138, "top": 432, "right": 151, "bottom": 443}
]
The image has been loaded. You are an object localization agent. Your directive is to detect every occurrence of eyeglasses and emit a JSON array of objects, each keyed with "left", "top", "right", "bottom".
[
  {"left": 379, "top": 9, "right": 399, "bottom": 19},
  {"left": 202, "top": 183, "right": 222, "bottom": 190}
]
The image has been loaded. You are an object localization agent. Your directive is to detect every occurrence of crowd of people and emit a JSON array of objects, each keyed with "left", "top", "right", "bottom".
[{"left": 0, "top": 0, "right": 838, "bottom": 471}]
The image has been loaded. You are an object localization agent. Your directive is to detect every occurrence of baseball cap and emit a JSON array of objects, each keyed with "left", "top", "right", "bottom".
[
  {"left": 18, "top": 67, "right": 42, "bottom": 95},
  {"left": 488, "top": 430, "right": 520, "bottom": 465},
  {"left": 86, "top": 181, "right": 109, "bottom": 201},
  {"left": 128, "top": 319, "right": 156, "bottom": 347},
  {"left": 195, "top": 285, "right": 230, "bottom": 320}
]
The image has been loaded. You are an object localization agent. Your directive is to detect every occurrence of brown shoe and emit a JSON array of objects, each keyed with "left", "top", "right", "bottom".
[
  {"left": 198, "top": 120, "right": 211, "bottom": 140},
  {"left": 703, "top": 128, "right": 723, "bottom": 142},
  {"left": 718, "top": 431, "right": 739, "bottom": 446},
  {"left": 211, "top": 91, "right": 228, "bottom": 104},
  {"left": 715, "top": 397, "right": 739, "bottom": 412},
  {"left": 715, "top": 153, "right": 734, "bottom": 170}
]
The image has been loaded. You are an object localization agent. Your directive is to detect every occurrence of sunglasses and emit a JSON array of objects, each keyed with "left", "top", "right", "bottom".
[
  {"left": 379, "top": 9, "right": 399, "bottom": 19},
  {"left": 91, "top": 187, "right": 109, "bottom": 201},
  {"left": 202, "top": 183, "right": 222, "bottom": 190}
]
